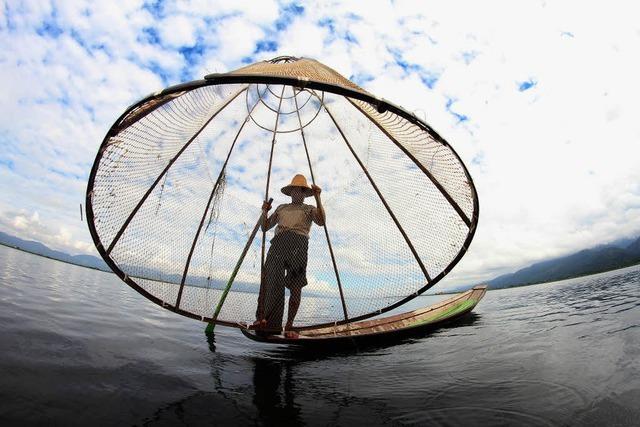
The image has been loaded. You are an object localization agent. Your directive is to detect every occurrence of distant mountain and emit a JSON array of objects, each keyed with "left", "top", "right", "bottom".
[
  {"left": 605, "top": 236, "right": 637, "bottom": 249},
  {"left": 0, "top": 231, "right": 325, "bottom": 296},
  {"left": 627, "top": 237, "right": 640, "bottom": 257},
  {"left": 487, "top": 236, "right": 640, "bottom": 289},
  {"left": 0, "top": 231, "right": 110, "bottom": 272},
  {"left": 3, "top": 229, "right": 640, "bottom": 293}
]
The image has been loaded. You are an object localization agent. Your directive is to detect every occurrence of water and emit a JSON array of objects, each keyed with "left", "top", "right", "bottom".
[{"left": 1, "top": 244, "right": 639, "bottom": 426}]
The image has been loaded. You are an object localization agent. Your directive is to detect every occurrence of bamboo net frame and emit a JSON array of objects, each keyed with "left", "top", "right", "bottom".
[{"left": 86, "top": 56, "right": 479, "bottom": 330}]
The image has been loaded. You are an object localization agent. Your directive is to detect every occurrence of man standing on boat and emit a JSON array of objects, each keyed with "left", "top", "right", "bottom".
[{"left": 254, "top": 174, "right": 325, "bottom": 338}]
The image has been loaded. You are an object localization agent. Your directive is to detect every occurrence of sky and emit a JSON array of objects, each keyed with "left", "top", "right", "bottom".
[{"left": 1, "top": 0, "right": 640, "bottom": 290}]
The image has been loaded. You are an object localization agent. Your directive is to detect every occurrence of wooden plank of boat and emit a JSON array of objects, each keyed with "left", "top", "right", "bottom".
[{"left": 240, "top": 285, "right": 487, "bottom": 346}]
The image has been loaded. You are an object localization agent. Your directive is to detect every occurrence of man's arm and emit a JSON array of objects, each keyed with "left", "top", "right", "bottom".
[
  {"left": 261, "top": 201, "right": 278, "bottom": 232},
  {"left": 311, "top": 185, "right": 325, "bottom": 226}
]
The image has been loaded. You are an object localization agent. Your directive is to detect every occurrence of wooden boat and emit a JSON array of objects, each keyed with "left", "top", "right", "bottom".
[{"left": 241, "top": 285, "right": 487, "bottom": 347}]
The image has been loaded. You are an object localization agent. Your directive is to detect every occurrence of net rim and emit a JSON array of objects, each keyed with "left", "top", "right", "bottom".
[{"left": 86, "top": 73, "right": 480, "bottom": 331}]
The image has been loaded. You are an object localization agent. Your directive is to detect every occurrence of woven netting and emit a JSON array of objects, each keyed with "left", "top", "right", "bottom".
[{"left": 87, "top": 57, "right": 478, "bottom": 329}]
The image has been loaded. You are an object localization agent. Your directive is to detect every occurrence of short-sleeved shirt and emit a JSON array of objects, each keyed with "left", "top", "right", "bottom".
[{"left": 270, "top": 203, "right": 318, "bottom": 238}]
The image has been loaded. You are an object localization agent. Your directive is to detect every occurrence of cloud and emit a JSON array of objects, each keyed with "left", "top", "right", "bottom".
[
  {"left": 158, "top": 14, "right": 200, "bottom": 48},
  {"left": 0, "top": 208, "right": 93, "bottom": 254},
  {"left": 1, "top": 0, "right": 640, "bottom": 298}
]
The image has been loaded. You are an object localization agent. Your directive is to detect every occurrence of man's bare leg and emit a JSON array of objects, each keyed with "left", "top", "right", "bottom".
[
  {"left": 284, "top": 287, "right": 301, "bottom": 337},
  {"left": 254, "top": 272, "right": 266, "bottom": 323},
  {"left": 251, "top": 273, "right": 267, "bottom": 329}
]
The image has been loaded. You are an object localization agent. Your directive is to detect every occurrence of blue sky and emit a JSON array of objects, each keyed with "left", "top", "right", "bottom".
[{"left": 1, "top": 0, "right": 640, "bottom": 288}]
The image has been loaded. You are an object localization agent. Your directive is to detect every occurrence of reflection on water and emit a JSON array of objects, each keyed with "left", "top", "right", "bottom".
[
  {"left": 1, "top": 245, "right": 639, "bottom": 426},
  {"left": 252, "top": 357, "right": 301, "bottom": 426}
]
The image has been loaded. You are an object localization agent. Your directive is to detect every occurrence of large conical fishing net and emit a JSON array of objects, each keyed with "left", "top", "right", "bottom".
[{"left": 86, "top": 56, "right": 478, "bottom": 330}]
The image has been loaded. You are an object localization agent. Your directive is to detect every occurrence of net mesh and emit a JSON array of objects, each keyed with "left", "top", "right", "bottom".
[{"left": 88, "top": 57, "right": 477, "bottom": 329}]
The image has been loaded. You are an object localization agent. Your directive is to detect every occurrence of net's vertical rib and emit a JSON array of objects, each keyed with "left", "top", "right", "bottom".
[
  {"left": 175, "top": 88, "right": 264, "bottom": 309},
  {"left": 258, "top": 85, "right": 287, "bottom": 319},
  {"left": 345, "top": 98, "right": 471, "bottom": 228},
  {"left": 321, "top": 97, "right": 432, "bottom": 284},
  {"left": 293, "top": 87, "right": 350, "bottom": 323},
  {"left": 105, "top": 86, "right": 248, "bottom": 255}
]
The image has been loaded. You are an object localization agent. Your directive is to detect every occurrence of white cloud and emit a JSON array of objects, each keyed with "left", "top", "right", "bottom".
[
  {"left": 1, "top": 0, "right": 639, "bottom": 299},
  {"left": 0, "top": 208, "right": 94, "bottom": 254},
  {"left": 158, "top": 14, "right": 199, "bottom": 48},
  {"left": 214, "top": 16, "right": 265, "bottom": 63}
]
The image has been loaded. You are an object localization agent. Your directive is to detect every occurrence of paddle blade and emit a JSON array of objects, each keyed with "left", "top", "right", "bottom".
[{"left": 205, "top": 322, "right": 215, "bottom": 334}]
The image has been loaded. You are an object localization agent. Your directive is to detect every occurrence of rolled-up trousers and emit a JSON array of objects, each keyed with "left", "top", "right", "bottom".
[{"left": 262, "top": 231, "right": 308, "bottom": 329}]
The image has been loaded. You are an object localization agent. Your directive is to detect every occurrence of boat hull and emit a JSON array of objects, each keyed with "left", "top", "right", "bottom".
[{"left": 240, "top": 285, "right": 487, "bottom": 347}]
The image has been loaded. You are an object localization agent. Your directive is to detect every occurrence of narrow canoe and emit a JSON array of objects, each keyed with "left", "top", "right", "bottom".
[{"left": 241, "top": 285, "right": 487, "bottom": 347}]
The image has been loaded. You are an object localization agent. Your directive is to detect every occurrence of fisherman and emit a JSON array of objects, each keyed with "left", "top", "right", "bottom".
[{"left": 254, "top": 174, "right": 325, "bottom": 338}]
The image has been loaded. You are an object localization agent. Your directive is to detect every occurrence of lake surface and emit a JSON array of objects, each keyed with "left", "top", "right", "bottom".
[{"left": 1, "top": 244, "right": 639, "bottom": 426}]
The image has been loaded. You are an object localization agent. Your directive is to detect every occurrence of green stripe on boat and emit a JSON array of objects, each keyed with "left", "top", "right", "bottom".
[{"left": 409, "top": 299, "right": 477, "bottom": 328}]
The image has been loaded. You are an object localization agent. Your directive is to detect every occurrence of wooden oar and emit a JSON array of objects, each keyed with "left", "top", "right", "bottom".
[{"left": 205, "top": 198, "right": 272, "bottom": 334}]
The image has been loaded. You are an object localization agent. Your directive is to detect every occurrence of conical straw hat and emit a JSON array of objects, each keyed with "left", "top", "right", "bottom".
[{"left": 281, "top": 174, "right": 313, "bottom": 197}]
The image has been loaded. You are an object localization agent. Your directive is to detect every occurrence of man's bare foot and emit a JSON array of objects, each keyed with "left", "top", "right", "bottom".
[
  {"left": 284, "top": 330, "right": 299, "bottom": 339},
  {"left": 250, "top": 319, "right": 267, "bottom": 329},
  {"left": 284, "top": 322, "right": 298, "bottom": 338}
]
